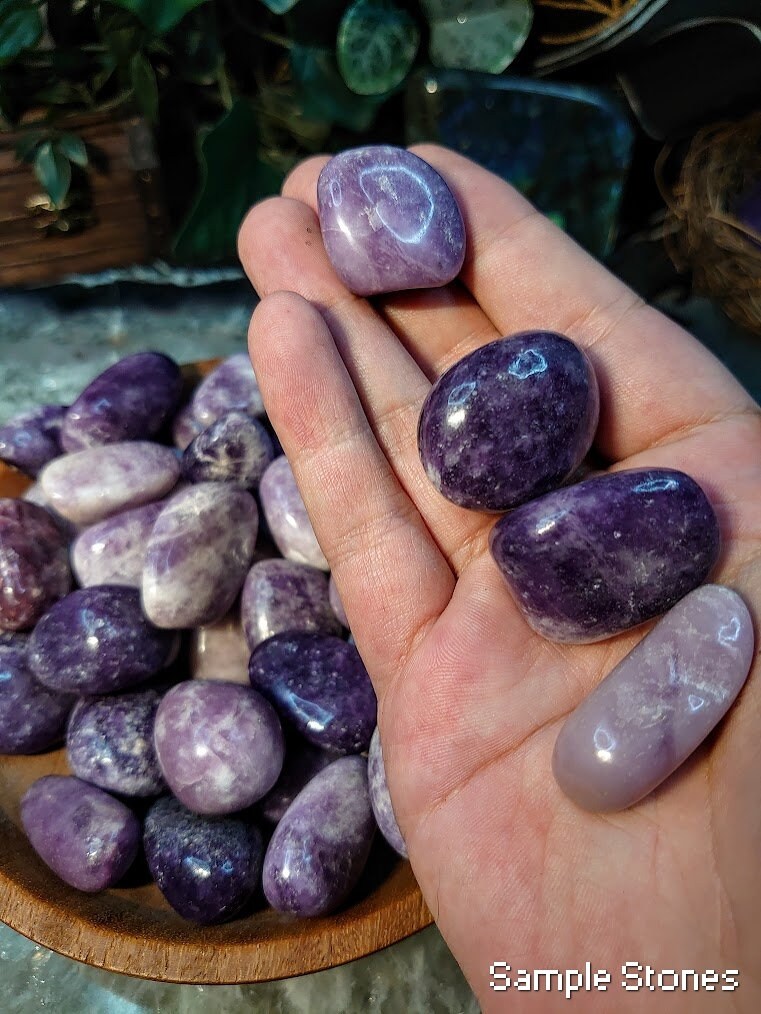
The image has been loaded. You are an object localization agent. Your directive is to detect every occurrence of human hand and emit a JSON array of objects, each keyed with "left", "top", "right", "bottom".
[{"left": 238, "top": 146, "right": 761, "bottom": 1013}]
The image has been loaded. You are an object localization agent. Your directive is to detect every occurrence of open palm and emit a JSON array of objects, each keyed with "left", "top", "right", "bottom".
[{"left": 239, "top": 147, "right": 761, "bottom": 1013}]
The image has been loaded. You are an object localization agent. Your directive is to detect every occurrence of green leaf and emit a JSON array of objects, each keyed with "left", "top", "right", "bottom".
[
  {"left": 33, "top": 141, "right": 72, "bottom": 208},
  {"left": 291, "top": 45, "right": 385, "bottom": 131},
  {"left": 173, "top": 99, "right": 284, "bottom": 263},
  {"left": 337, "top": 0, "right": 419, "bottom": 96},
  {"left": 421, "top": 0, "right": 532, "bottom": 74},
  {"left": 14, "top": 129, "right": 45, "bottom": 163},
  {"left": 0, "top": 0, "right": 42, "bottom": 66},
  {"left": 58, "top": 133, "right": 88, "bottom": 168},
  {"left": 107, "top": 0, "right": 209, "bottom": 36},
  {"left": 130, "top": 51, "right": 158, "bottom": 123}
]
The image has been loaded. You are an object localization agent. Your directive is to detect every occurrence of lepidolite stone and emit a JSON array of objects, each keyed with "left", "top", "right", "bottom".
[
  {"left": 263, "top": 756, "right": 375, "bottom": 916},
  {"left": 153, "top": 681, "right": 285, "bottom": 815},
  {"left": 190, "top": 611, "right": 250, "bottom": 685},
  {"left": 144, "top": 796, "right": 264, "bottom": 924},
  {"left": 66, "top": 690, "right": 165, "bottom": 796},
  {"left": 258, "top": 736, "right": 334, "bottom": 825},
  {"left": 28, "top": 586, "right": 176, "bottom": 694},
  {"left": 0, "top": 644, "right": 73, "bottom": 754},
  {"left": 61, "top": 352, "right": 182, "bottom": 452},
  {"left": 142, "top": 483, "right": 258, "bottom": 628},
  {"left": 418, "top": 332, "right": 599, "bottom": 510},
  {"left": 22, "top": 482, "right": 79, "bottom": 541},
  {"left": 191, "top": 353, "right": 265, "bottom": 427},
  {"left": 368, "top": 727, "right": 407, "bottom": 858},
  {"left": 241, "top": 559, "right": 340, "bottom": 650},
  {"left": 71, "top": 500, "right": 165, "bottom": 588},
  {"left": 490, "top": 468, "right": 720, "bottom": 643},
  {"left": 249, "top": 632, "right": 376, "bottom": 753},
  {"left": 181, "top": 410, "right": 275, "bottom": 488},
  {"left": 259, "top": 456, "right": 328, "bottom": 570},
  {"left": 40, "top": 441, "right": 180, "bottom": 524},
  {"left": 172, "top": 402, "right": 204, "bottom": 451},
  {"left": 0, "top": 499, "right": 71, "bottom": 631},
  {"left": 21, "top": 775, "right": 139, "bottom": 891},
  {"left": 0, "top": 404, "right": 66, "bottom": 476},
  {"left": 553, "top": 585, "right": 754, "bottom": 812},
  {"left": 317, "top": 145, "right": 466, "bottom": 296}
]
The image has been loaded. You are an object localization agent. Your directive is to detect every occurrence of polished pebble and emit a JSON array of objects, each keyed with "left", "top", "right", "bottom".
[
  {"left": 192, "top": 353, "right": 265, "bottom": 427},
  {"left": 22, "top": 481, "right": 80, "bottom": 541},
  {"left": 0, "top": 498, "right": 71, "bottom": 631},
  {"left": 368, "top": 727, "right": 407, "bottom": 858},
  {"left": 258, "top": 737, "right": 334, "bottom": 825},
  {"left": 153, "top": 680, "right": 285, "bottom": 815},
  {"left": 317, "top": 145, "right": 466, "bottom": 296},
  {"left": 0, "top": 404, "right": 66, "bottom": 476},
  {"left": 553, "top": 585, "right": 755, "bottom": 811},
  {"left": 71, "top": 500, "right": 165, "bottom": 588},
  {"left": 21, "top": 775, "right": 140, "bottom": 891},
  {"left": 263, "top": 756, "right": 375, "bottom": 916},
  {"left": 328, "top": 574, "right": 349, "bottom": 629},
  {"left": 181, "top": 410, "right": 275, "bottom": 488},
  {"left": 190, "top": 610, "right": 251, "bottom": 685},
  {"left": 241, "top": 559, "right": 340, "bottom": 650},
  {"left": 259, "top": 456, "right": 328, "bottom": 570},
  {"left": 0, "top": 644, "right": 74, "bottom": 754},
  {"left": 142, "top": 483, "right": 258, "bottom": 628},
  {"left": 418, "top": 332, "right": 599, "bottom": 510},
  {"left": 490, "top": 468, "right": 720, "bottom": 642},
  {"left": 39, "top": 441, "right": 180, "bottom": 524},
  {"left": 172, "top": 402, "right": 204, "bottom": 451}
]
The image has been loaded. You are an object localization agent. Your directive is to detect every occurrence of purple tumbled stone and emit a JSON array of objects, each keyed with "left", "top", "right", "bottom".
[
  {"left": 28, "top": 585, "right": 176, "bottom": 694},
  {"left": 0, "top": 499, "right": 71, "bottom": 631},
  {"left": 328, "top": 574, "right": 349, "bottom": 629},
  {"left": 553, "top": 585, "right": 754, "bottom": 812},
  {"left": 21, "top": 775, "right": 140, "bottom": 891},
  {"left": 259, "top": 456, "right": 328, "bottom": 570},
  {"left": 144, "top": 796, "right": 264, "bottom": 924},
  {"left": 0, "top": 644, "right": 74, "bottom": 754},
  {"left": 61, "top": 351, "right": 182, "bottom": 452},
  {"left": 142, "top": 483, "right": 258, "bottom": 628},
  {"left": 317, "top": 145, "right": 466, "bottom": 296},
  {"left": 489, "top": 468, "right": 720, "bottom": 643},
  {"left": 66, "top": 690, "right": 165, "bottom": 796},
  {"left": 71, "top": 500, "right": 165, "bottom": 588},
  {"left": 181, "top": 410, "right": 275, "bottom": 488},
  {"left": 368, "top": 728, "right": 407, "bottom": 858},
  {"left": 190, "top": 610, "right": 251, "bottom": 685},
  {"left": 22, "top": 482, "right": 80, "bottom": 541},
  {"left": 153, "top": 680, "right": 285, "bottom": 815},
  {"left": 172, "top": 402, "right": 204, "bottom": 451},
  {"left": 241, "top": 559, "right": 340, "bottom": 650},
  {"left": 0, "top": 404, "right": 66, "bottom": 476},
  {"left": 418, "top": 332, "right": 599, "bottom": 511},
  {"left": 249, "top": 632, "right": 377, "bottom": 754},
  {"left": 263, "top": 756, "right": 375, "bottom": 916},
  {"left": 191, "top": 353, "right": 265, "bottom": 427},
  {"left": 39, "top": 441, "right": 180, "bottom": 524},
  {"left": 257, "top": 736, "right": 334, "bottom": 825}
]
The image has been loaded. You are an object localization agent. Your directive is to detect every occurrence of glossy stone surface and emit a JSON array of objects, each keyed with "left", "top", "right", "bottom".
[
  {"left": 329, "top": 574, "right": 349, "bottom": 629},
  {"left": 71, "top": 500, "right": 165, "bottom": 588},
  {"left": 191, "top": 354, "right": 265, "bottom": 427},
  {"left": 181, "top": 410, "right": 275, "bottom": 488},
  {"left": 418, "top": 332, "right": 599, "bottom": 510},
  {"left": 153, "top": 681, "right": 285, "bottom": 815},
  {"left": 39, "top": 442, "right": 180, "bottom": 524},
  {"left": 368, "top": 728, "right": 407, "bottom": 858},
  {"left": 258, "top": 736, "right": 334, "bottom": 825},
  {"left": 317, "top": 146, "right": 466, "bottom": 296},
  {"left": 249, "top": 632, "right": 376, "bottom": 753},
  {"left": 21, "top": 482, "right": 79, "bottom": 541},
  {"left": 172, "top": 402, "right": 204, "bottom": 451},
  {"left": 259, "top": 457, "right": 328, "bottom": 570},
  {"left": 0, "top": 499, "right": 71, "bottom": 631},
  {"left": 263, "top": 756, "right": 375, "bottom": 916},
  {"left": 66, "top": 690, "right": 165, "bottom": 796},
  {"left": 61, "top": 352, "right": 182, "bottom": 452},
  {"left": 21, "top": 775, "right": 140, "bottom": 892},
  {"left": 142, "top": 483, "right": 258, "bottom": 629},
  {"left": 28, "top": 586, "right": 176, "bottom": 695},
  {"left": 190, "top": 611, "right": 250, "bottom": 685},
  {"left": 489, "top": 468, "right": 720, "bottom": 642},
  {"left": 241, "top": 559, "right": 340, "bottom": 650},
  {"left": 553, "top": 585, "right": 754, "bottom": 812},
  {"left": 0, "top": 404, "right": 66, "bottom": 476},
  {"left": 0, "top": 644, "right": 73, "bottom": 754},
  {"left": 144, "top": 796, "right": 264, "bottom": 924}
]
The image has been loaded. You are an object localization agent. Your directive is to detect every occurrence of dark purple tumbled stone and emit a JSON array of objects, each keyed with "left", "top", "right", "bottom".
[
  {"left": 0, "top": 644, "right": 74, "bottom": 754},
  {"left": 0, "top": 404, "right": 66, "bottom": 476},
  {"left": 418, "top": 332, "right": 599, "bottom": 511},
  {"left": 28, "top": 585, "right": 176, "bottom": 694},
  {"left": 240, "top": 559, "right": 340, "bottom": 650},
  {"left": 61, "top": 352, "right": 182, "bottom": 452},
  {"left": 144, "top": 796, "right": 264, "bottom": 924},
  {"left": 191, "top": 354, "right": 265, "bottom": 427},
  {"left": 71, "top": 500, "right": 165, "bottom": 588},
  {"left": 181, "top": 410, "right": 275, "bottom": 488},
  {"left": 0, "top": 499, "right": 71, "bottom": 631},
  {"left": 249, "top": 632, "right": 377, "bottom": 754},
  {"left": 317, "top": 145, "right": 466, "bottom": 296},
  {"left": 257, "top": 736, "right": 334, "bottom": 825},
  {"left": 66, "top": 690, "right": 165, "bottom": 796},
  {"left": 368, "top": 727, "right": 407, "bottom": 858},
  {"left": 490, "top": 468, "right": 721, "bottom": 643},
  {"left": 21, "top": 775, "right": 140, "bottom": 891}
]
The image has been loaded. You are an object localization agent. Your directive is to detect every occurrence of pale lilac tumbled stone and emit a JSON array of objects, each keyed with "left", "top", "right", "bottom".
[
  {"left": 22, "top": 482, "right": 79, "bottom": 541},
  {"left": 368, "top": 728, "right": 407, "bottom": 858},
  {"left": 192, "top": 353, "right": 265, "bottom": 427},
  {"left": 153, "top": 680, "right": 285, "bottom": 815},
  {"left": 328, "top": 574, "right": 349, "bottom": 629},
  {"left": 259, "top": 456, "right": 328, "bottom": 570},
  {"left": 317, "top": 145, "right": 466, "bottom": 296},
  {"left": 190, "top": 611, "right": 251, "bottom": 685},
  {"left": 0, "top": 404, "right": 66, "bottom": 476},
  {"left": 0, "top": 644, "right": 74, "bottom": 754},
  {"left": 181, "top": 410, "right": 275, "bottom": 488},
  {"left": 39, "top": 442, "right": 180, "bottom": 524},
  {"left": 553, "top": 585, "right": 754, "bottom": 812},
  {"left": 240, "top": 559, "right": 340, "bottom": 650},
  {"left": 172, "top": 402, "right": 204, "bottom": 451},
  {"left": 0, "top": 499, "right": 71, "bottom": 631},
  {"left": 142, "top": 483, "right": 258, "bottom": 629},
  {"left": 21, "top": 775, "right": 140, "bottom": 891},
  {"left": 71, "top": 500, "right": 165, "bottom": 588}
]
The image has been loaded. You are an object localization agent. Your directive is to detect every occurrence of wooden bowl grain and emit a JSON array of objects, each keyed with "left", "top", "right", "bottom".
[{"left": 0, "top": 359, "right": 431, "bottom": 983}]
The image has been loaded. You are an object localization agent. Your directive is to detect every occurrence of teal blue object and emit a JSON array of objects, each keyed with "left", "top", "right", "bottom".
[
  {"left": 337, "top": 0, "right": 420, "bottom": 96},
  {"left": 291, "top": 46, "right": 386, "bottom": 131},
  {"left": 421, "top": 0, "right": 532, "bottom": 74},
  {"left": 260, "top": 0, "right": 301, "bottom": 14}
]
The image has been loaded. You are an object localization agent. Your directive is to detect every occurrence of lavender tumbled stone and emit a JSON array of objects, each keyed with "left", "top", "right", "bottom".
[
  {"left": 241, "top": 559, "right": 340, "bottom": 650},
  {"left": 0, "top": 499, "right": 71, "bottom": 631},
  {"left": 72, "top": 500, "right": 165, "bottom": 588},
  {"left": 259, "top": 457, "right": 328, "bottom": 570},
  {"left": 368, "top": 728, "right": 407, "bottom": 858},
  {"left": 192, "top": 354, "right": 265, "bottom": 427},
  {"left": 490, "top": 468, "right": 720, "bottom": 643},
  {"left": 181, "top": 410, "right": 275, "bottom": 488},
  {"left": 21, "top": 775, "right": 139, "bottom": 891},
  {"left": 317, "top": 146, "right": 466, "bottom": 296},
  {"left": 553, "top": 585, "right": 754, "bottom": 812},
  {"left": 249, "top": 632, "right": 376, "bottom": 754},
  {"left": 0, "top": 404, "right": 66, "bottom": 476},
  {"left": 190, "top": 611, "right": 251, "bottom": 685},
  {"left": 0, "top": 644, "right": 73, "bottom": 754},
  {"left": 418, "top": 332, "right": 599, "bottom": 510},
  {"left": 172, "top": 402, "right": 204, "bottom": 451}
]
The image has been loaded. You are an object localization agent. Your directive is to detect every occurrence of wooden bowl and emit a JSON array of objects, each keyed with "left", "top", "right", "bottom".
[{"left": 0, "top": 360, "right": 431, "bottom": 983}]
